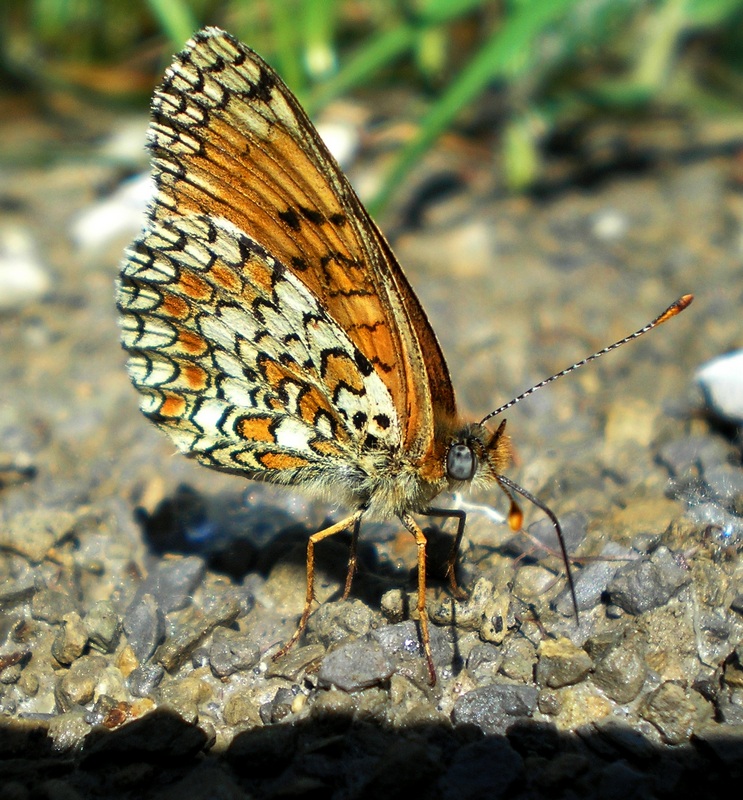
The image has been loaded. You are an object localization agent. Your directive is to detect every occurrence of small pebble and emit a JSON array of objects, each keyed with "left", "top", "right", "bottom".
[
  {"left": 51, "top": 612, "right": 88, "bottom": 666},
  {"left": 260, "top": 686, "right": 297, "bottom": 724},
  {"left": 317, "top": 639, "right": 394, "bottom": 691},
  {"left": 498, "top": 636, "right": 537, "bottom": 683},
  {"left": 451, "top": 683, "right": 538, "bottom": 735},
  {"left": 536, "top": 637, "right": 591, "bottom": 689},
  {"left": 657, "top": 434, "right": 730, "bottom": 476},
  {"left": 556, "top": 541, "right": 631, "bottom": 615},
  {"left": 123, "top": 594, "right": 166, "bottom": 664},
  {"left": 266, "top": 643, "right": 325, "bottom": 680},
  {"left": 129, "top": 556, "right": 206, "bottom": 615},
  {"left": 127, "top": 664, "right": 165, "bottom": 698},
  {"left": 0, "top": 510, "right": 77, "bottom": 564},
  {"left": 0, "top": 226, "right": 50, "bottom": 311},
  {"left": 70, "top": 173, "right": 152, "bottom": 252},
  {"left": 607, "top": 546, "right": 690, "bottom": 615},
  {"left": 371, "top": 619, "right": 453, "bottom": 673},
  {"left": 55, "top": 654, "right": 108, "bottom": 711},
  {"left": 31, "top": 589, "right": 77, "bottom": 624},
  {"left": 305, "top": 599, "right": 374, "bottom": 647},
  {"left": 696, "top": 350, "right": 743, "bottom": 426},
  {"left": 223, "top": 691, "right": 261, "bottom": 727},
  {"left": 640, "top": 682, "right": 712, "bottom": 744},
  {"left": 208, "top": 630, "right": 259, "bottom": 678},
  {"left": 155, "top": 595, "right": 241, "bottom": 672},
  {"left": 590, "top": 638, "right": 647, "bottom": 703},
  {"left": 84, "top": 601, "right": 121, "bottom": 654}
]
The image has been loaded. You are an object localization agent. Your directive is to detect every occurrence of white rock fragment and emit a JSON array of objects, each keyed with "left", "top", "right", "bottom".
[
  {"left": 695, "top": 350, "right": 743, "bottom": 426},
  {"left": 71, "top": 173, "right": 153, "bottom": 252},
  {"left": 0, "top": 226, "right": 50, "bottom": 311}
]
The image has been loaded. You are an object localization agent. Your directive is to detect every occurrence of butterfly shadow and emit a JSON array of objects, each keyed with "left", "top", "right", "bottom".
[{"left": 134, "top": 482, "right": 479, "bottom": 673}]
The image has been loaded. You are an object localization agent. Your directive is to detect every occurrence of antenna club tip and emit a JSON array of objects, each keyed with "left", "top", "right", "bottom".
[
  {"left": 678, "top": 293, "right": 694, "bottom": 309},
  {"left": 658, "top": 293, "right": 694, "bottom": 324}
]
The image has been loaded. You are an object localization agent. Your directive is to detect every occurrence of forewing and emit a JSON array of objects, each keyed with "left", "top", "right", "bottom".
[{"left": 146, "top": 27, "right": 456, "bottom": 459}]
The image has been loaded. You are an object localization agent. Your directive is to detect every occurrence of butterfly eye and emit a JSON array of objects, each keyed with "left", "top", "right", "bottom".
[{"left": 446, "top": 443, "right": 476, "bottom": 481}]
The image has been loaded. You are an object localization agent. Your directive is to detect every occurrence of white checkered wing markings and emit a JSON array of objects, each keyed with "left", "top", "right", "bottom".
[{"left": 118, "top": 213, "right": 401, "bottom": 481}]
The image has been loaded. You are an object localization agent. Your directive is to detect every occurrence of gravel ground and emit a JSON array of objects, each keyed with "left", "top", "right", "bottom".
[{"left": 1, "top": 97, "right": 742, "bottom": 799}]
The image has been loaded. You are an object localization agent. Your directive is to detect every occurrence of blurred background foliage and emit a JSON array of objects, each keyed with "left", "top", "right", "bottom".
[{"left": 2, "top": 0, "right": 743, "bottom": 211}]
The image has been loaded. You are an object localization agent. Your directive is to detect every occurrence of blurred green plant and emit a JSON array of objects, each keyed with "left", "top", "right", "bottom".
[{"left": 2, "top": 0, "right": 743, "bottom": 209}]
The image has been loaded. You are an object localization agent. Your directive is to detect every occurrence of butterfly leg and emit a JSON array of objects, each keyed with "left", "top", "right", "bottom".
[
  {"left": 341, "top": 515, "right": 362, "bottom": 601},
  {"left": 401, "top": 513, "right": 437, "bottom": 685},
  {"left": 273, "top": 510, "right": 364, "bottom": 663},
  {"left": 424, "top": 507, "right": 469, "bottom": 600}
]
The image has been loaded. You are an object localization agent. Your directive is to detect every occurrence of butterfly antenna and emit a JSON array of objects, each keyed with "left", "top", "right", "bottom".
[
  {"left": 479, "top": 294, "right": 693, "bottom": 427},
  {"left": 496, "top": 473, "right": 579, "bottom": 618}
]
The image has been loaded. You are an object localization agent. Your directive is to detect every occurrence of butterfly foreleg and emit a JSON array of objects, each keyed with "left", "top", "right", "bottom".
[
  {"left": 341, "top": 515, "right": 362, "bottom": 601},
  {"left": 423, "top": 507, "right": 469, "bottom": 601},
  {"left": 400, "top": 513, "right": 437, "bottom": 685},
  {"left": 273, "top": 509, "right": 364, "bottom": 663}
]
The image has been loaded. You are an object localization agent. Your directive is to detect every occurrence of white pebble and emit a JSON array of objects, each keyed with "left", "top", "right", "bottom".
[{"left": 695, "top": 350, "right": 743, "bottom": 426}]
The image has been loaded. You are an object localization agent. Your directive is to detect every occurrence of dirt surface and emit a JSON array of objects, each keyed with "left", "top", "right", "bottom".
[{"left": 1, "top": 92, "right": 742, "bottom": 798}]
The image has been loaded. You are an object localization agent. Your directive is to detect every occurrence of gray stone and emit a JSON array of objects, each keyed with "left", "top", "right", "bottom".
[
  {"left": 704, "top": 463, "right": 743, "bottom": 514},
  {"left": 317, "top": 639, "right": 394, "bottom": 691},
  {"left": 55, "top": 654, "right": 108, "bottom": 711},
  {"left": 260, "top": 686, "right": 297, "bottom": 724},
  {"left": 466, "top": 642, "right": 502, "bottom": 678},
  {"left": 536, "top": 637, "right": 591, "bottom": 688},
  {"left": 123, "top": 593, "right": 165, "bottom": 663},
  {"left": 607, "top": 546, "right": 690, "bottom": 615},
  {"left": 452, "top": 683, "right": 538, "bottom": 735},
  {"left": 640, "top": 682, "right": 711, "bottom": 744},
  {"left": 155, "top": 594, "right": 240, "bottom": 672},
  {"left": 371, "top": 619, "right": 453, "bottom": 673},
  {"left": 84, "top": 601, "right": 121, "bottom": 654},
  {"left": 525, "top": 511, "right": 588, "bottom": 556},
  {"left": 130, "top": 556, "right": 207, "bottom": 614},
  {"left": 208, "top": 630, "right": 259, "bottom": 677},
  {"left": 127, "top": 663, "right": 164, "bottom": 697},
  {"left": 657, "top": 435, "right": 730, "bottom": 476},
  {"left": 306, "top": 598, "right": 374, "bottom": 647},
  {"left": 31, "top": 589, "right": 76, "bottom": 624},
  {"left": 0, "top": 574, "right": 36, "bottom": 610},
  {"left": 0, "top": 510, "right": 77, "bottom": 563},
  {"left": 556, "top": 541, "right": 631, "bottom": 615},
  {"left": 51, "top": 612, "right": 88, "bottom": 666},
  {"left": 590, "top": 639, "right": 646, "bottom": 703}
]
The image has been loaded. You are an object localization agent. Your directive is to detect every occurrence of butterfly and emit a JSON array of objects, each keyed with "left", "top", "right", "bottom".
[{"left": 117, "top": 27, "right": 692, "bottom": 685}]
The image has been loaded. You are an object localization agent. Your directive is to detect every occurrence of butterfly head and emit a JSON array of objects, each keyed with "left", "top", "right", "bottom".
[{"left": 445, "top": 418, "right": 511, "bottom": 490}]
